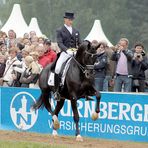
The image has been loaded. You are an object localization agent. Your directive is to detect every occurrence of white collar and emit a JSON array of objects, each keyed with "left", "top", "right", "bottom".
[{"left": 64, "top": 24, "right": 72, "bottom": 34}]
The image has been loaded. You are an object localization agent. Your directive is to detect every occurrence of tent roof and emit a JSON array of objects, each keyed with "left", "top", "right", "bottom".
[
  {"left": 28, "top": 17, "right": 42, "bottom": 37},
  {"left": 1, "top": 4, "right": 28, "bottom": 37},
  {"left": 85, "top": 20, "right": 113, "bottom": 47}
]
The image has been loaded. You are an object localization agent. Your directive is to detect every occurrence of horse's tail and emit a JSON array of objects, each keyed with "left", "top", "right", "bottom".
[
  {"left": 32, "top": 89, "right": 53, "bottom": 115},
  {"left": 32, "top": 92, "right": 45, "bottom": 110}
]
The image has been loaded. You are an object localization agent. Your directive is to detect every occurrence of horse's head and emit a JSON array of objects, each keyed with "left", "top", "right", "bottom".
[
  {"left": 76, "top": 40, "right": 97, "bottom": 64},
  {"left": 75, "top": 40, "right": 98, "bottom": 79}
]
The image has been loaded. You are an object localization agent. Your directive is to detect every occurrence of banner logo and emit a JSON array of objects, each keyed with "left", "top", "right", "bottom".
[{"left": 10, "top": 92, "right": 38, "bottom": 130}]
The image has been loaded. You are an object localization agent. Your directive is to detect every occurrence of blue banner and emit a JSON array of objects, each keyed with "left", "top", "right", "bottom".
[{"left": 0, "top": 87, "right": 148, "bottom": 142}]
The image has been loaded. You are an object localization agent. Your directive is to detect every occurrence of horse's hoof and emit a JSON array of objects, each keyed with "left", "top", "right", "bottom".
[
  {"left": 91, "top": 112, "right": 98, "bottom": 121},
  {"left": 52, "top": 129, "right": 58, "bottom": 138},
  {"left": 76, "top": 135, "right": 83, "bottom": 142},
  {"left": 52, "top": 115, "right": 60, "bottom": 130}
]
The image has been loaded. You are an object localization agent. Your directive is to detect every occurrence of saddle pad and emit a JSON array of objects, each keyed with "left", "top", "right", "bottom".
[
  {"left": 48, "top": 72, "right": 55, "bottom": 86},
  {"left": 47, "top": 57, "right": 72, "bottom": 86},
  {"left": 61, "top": 57, "right": 72, "bottom": 85}
]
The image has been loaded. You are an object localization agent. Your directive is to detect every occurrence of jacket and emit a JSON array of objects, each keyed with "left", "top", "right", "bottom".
[
  {"left": 39, "top": 49, "right": 57, "bottom": 68},
  {"left": 3, "top": 57, "right": 21, "bottom": 82},
  {"left": 94, "top": 52, "right": 108, "bottom": 78},
  {"left": 131, "top": 55, "right": 148, "bottom": 80},
  {"left": 56, "top": 26, "right": 81, "bottom": 52},
  {"left": 111, "top": 49, "right": 133, "bottom": 76}
]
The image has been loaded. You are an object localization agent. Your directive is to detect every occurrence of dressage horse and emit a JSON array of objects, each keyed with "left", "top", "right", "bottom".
[{"left": 33, "top": 41, "right": 101, "bottom": 141}]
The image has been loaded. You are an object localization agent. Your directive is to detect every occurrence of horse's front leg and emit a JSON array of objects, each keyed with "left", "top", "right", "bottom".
[
  {"left": 92, "top": 91, "right": 101, "bottom": 120},
  {"left": 52, "top": 99, "right": 65, "bottom": 137},
  {"left": 71, "top": 99, "right": 83, "bottom": 142}
]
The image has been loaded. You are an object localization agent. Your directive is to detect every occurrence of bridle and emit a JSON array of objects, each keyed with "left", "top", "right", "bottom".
[
  {"left": 72, "top": 49, "right": 96, "bottom": 79},
  {"left": 84, "top": 50, "right": 98, "bottom": 58}
]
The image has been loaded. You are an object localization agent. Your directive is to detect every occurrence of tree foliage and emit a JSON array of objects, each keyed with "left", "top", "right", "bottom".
[{"left": 0, "top": 0, "right": 147, "bottom": 51}]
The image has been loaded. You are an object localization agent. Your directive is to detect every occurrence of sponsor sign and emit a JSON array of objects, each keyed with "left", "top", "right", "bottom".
[{"left": 0, "top": 87, "right": 148, "bottom": 142}]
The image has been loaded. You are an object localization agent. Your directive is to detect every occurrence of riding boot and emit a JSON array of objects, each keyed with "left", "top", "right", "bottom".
[{"left": 54, "top": 74, "right": 61, "bottom": 101}]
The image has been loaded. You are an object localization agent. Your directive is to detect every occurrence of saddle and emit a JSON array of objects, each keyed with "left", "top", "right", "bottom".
[
  {"left": 48, "top": 49, "right": 76, "bottom": 87},
  {"left": 48, "top": 57, "right": 72, "bottom": 86}
]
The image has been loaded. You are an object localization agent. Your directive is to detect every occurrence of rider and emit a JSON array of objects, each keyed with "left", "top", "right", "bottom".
[{"left": 54, "top": 11, "right": 81, "bottom": 100}]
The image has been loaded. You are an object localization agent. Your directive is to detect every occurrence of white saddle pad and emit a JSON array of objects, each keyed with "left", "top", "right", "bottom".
[
  {"left": 61, "top": 58, "right": 72, "bottom": 85},
  {"left": 48, "top": 72, "right": 55, "bottom": 86}
]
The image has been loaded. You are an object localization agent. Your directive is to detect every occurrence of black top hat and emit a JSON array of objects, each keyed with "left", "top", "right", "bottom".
[{"left": 63, "top": 12, "right": 75, "bottom": 20}]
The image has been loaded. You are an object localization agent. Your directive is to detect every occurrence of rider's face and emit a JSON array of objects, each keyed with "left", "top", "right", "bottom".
[{"left": 64, "top": 18, "right": 73, "bottom": 26}]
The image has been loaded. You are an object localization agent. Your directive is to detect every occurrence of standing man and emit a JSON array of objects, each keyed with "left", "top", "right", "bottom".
[
  {"left": 131, "top": 43, "right": 148, "bottom": 92},
  {"left": 111, "top": 38, "right": 133, "bottom": 92},
  {"left": 54, "top": 11, "right": 81, "bottom": 100}
]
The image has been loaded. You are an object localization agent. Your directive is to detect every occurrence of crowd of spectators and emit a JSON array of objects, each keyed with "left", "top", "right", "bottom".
[
  {"left": 0, "top": 29, "right": 147, "bottom": 92},
  {"left": 92, "top": 38, "right": 148, "bottom": 93},
  {"left": 0, "top": 29, "right": 57, "bottom": 88}
]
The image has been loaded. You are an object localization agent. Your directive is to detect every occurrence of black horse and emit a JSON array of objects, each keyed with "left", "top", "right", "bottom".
[{"left": 33, "top": 41, "right": 101, "bottom": 141}]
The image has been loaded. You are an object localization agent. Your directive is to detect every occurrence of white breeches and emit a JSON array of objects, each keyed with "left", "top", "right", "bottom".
[{"left": 55, "top": 52, "right": 71, "bottom": 74}]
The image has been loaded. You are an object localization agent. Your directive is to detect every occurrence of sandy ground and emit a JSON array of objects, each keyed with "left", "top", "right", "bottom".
[{"left": 0, "top": 130, "right": 148, "bottom": 148}]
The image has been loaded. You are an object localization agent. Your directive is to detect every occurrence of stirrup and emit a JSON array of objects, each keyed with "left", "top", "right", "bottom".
[{"left": 54, "top": 91, "right": 61, "bottom": 101}]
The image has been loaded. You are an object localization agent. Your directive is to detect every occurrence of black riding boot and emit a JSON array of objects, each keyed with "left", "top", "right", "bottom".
[{"left": 54, "top": 74, "right": 61, "bottom": 101}]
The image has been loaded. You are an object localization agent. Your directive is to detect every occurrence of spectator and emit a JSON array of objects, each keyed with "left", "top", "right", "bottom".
[
  {"left": 2, "top": 47, "right": 21, "bottom": 87},
  {"left": 145, "top": 69, "right": 148, "bottom": 92},
  {"left": 23, "top": 33, "right": 29, "bottom": 39},
  {"left": 29, "top": 31, "right": 36, "bottom": 39},
  {"left": 30, "top": 51, "right": 39, "bottom": 62},
  {"left": 5, "top": 29, "right": 16, "bottom": 49},
  {"left": 22, "top": 38, "right": 31, "bottom": 46},
  {"left": 101, "top": 42, "right": 115, "bottom": 91},
  {"left": 20, "top": 55, "right": 40, "bottom": 88},
  {"left": 0, "top": 54, "right": 6, "bottom": 86},
  {"left": 111, "top": 38, "right": 133, "bottom": 92},
  {"left": 0, "top": 42, "right": 8, "bottom": 57},
  {"left": 30, "top": 35, "right": 39, "bottom": 46},
  {"left": 38, "top": 37, "right": 45, "bottom": 45},
  {"left": 37, "top": 40, "right": 57, "bottom": 68},
  {"left": 11, "top": 47, "right": 30, "bottom": 85},
  {"left": 94, "top": 42, "right": 108, "bottom": 91},
  {"left": 30, "top": 51, "right": 43, "bottom": 72},
  {"left": 131, "top": 43, "right": 148, "bottom": 92}
]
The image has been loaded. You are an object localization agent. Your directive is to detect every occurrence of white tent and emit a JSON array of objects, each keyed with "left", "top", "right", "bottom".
[
  {"left": 85, "top": 20, "right": 113, "bottom": 47},
  {"left": 28, "top": 17, "right": 42, "bottom": 37},
  {"left": 1, "top": 4, "right": 28, "bottom": 37}
]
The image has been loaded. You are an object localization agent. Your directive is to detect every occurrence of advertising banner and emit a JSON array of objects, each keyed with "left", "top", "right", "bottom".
[{"left": 0, "top": 87, "right": 148, "bottom": 142}]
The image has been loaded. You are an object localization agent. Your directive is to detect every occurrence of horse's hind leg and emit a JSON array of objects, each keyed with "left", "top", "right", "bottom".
[
  {"left": 71, "top": 99, "right": 83, "bottom": 142},
  {"left": 52, "top": 99, "right": 65, "bottom": 136}
]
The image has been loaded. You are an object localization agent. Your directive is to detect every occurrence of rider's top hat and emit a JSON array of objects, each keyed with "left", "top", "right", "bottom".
[{"left": 63, "top": 12, "right": 75, "bottom": 20}]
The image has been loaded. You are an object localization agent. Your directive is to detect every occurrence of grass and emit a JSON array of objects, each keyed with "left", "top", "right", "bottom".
[{"left": 0, "top": 140, "right": 67, "bottom": 148}]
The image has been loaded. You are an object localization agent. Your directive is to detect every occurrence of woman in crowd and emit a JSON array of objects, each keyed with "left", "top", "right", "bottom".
[
  {"left": 20, "top": 55, "right": 41, "bottom": 88},
  {"left": 94, "top": 41, "right": 108, "bottom": 91}
]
